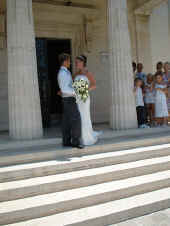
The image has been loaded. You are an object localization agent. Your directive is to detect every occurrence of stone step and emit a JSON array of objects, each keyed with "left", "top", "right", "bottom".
[
  {"left": 1, "top": 133, "right": 170, "bottom": 167},
  {"left": 1, "top": 144, "right": 170, "bottom": 182},
  {"left": 1, "top": 156, "right": 170, "bottom": 202},
  {"left": 1, "top": 171, "right": 170, "bottom": 225},
  {"left": 7, "top": 187, "right": 170, "bottom": 226}
]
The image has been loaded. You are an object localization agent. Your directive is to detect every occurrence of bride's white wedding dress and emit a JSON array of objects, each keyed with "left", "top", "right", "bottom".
[{"left": 75, "top": 75, "right": 101, "bottom": 146}]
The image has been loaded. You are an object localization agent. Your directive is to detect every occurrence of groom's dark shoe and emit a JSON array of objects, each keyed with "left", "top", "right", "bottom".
[
  {"left": 63, "top": 143, "right": 72, "bottom": 148},
  {"left": 72, "top": 144, "right": 84, "bottom": 149}
]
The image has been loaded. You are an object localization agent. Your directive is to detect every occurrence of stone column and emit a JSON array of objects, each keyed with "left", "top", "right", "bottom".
[
  {"left": 108, "top": 0, "right": 137, "bottom": 130},
  {"left": 7, "top": 0, "right": 43, "bottom": 140}
]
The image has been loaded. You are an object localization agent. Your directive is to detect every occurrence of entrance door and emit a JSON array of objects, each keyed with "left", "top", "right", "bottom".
[
  {"left": 36, "top": 38, "right": 72, "bottom": 128},
  {"left": 36, "top": 38, "right": 50, "bottom": 128}
]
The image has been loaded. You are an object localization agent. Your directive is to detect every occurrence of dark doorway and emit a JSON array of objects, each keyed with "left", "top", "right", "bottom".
[{"left": 36, "top": 38, "right": 72, "bottom": 128}]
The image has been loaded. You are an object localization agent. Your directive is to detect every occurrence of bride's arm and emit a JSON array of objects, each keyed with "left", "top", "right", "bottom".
[{"left": 86, "top": 72, "right": 96, "bottom": 91}]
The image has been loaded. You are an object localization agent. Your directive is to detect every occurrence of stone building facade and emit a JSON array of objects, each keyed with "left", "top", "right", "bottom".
[{"left": 0, "top": 0, "right": 169, "bottom": 140}]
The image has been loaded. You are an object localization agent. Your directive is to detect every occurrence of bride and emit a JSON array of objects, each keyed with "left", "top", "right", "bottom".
[{"left": 74, "top": 55, "right": 101, "bottom": 146}]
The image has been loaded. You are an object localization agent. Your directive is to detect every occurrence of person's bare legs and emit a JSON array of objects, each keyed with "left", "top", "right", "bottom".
[
  {"left": 147, "top": 104, "right": 155, "bottom": 126},
  {"left": 155, "top": 117, "right": 163, "bottom": 126}
]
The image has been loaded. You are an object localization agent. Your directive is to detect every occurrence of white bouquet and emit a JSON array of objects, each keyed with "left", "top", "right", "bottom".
[{"left": 73, "top": 79, "right": 89, "bottom": 102}]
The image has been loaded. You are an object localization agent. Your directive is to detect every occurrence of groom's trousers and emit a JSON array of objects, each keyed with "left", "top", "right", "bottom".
[{"left": 62, "top": 97, "right": 81, "bottom": 146}]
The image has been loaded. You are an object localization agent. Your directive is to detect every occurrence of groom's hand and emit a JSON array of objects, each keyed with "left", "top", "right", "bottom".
[{"left": 57, "top": 91, "right": 62, "bottom": 96}]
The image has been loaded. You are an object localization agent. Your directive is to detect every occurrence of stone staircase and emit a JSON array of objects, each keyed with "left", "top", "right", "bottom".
[{"left": 1, "top": 134, "right": 170, "bottom": 225}]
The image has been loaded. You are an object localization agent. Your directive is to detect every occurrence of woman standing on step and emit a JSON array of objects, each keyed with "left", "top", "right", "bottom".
[{"left": 74, "top": 55, "right": 102, "bottom": 146}]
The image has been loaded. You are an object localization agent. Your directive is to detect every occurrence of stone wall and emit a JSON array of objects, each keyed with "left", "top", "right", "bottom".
[
  {"left": 127, "top": 0, "right": 169, "bottom": 74},
  {"left": 33, "top": 0, "right": 110, "bottom": 123},
  {"left": 127, "top": 0, "right": 138, "bottom": 61},
  {"left": 0, "top": 48, "right": 8, "bottom": 131},
  {"left": 87, "top": 0, "right": 109, "bottom": 123},
  {"left": 0, "top": 11, "right": 8, "bottom": 131},
  {"left": 149, "top": 1, "right": 170, "bottom": 72}
]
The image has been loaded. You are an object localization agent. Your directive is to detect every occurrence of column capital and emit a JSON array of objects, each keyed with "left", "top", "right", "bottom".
[{"left": 134, "top": 0, "right": 167, "bottom": 16}]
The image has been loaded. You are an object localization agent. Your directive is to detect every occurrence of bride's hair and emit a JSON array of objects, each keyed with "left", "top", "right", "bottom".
[{"left": 76, "top": 55, "right": 87, "bottom": 67}]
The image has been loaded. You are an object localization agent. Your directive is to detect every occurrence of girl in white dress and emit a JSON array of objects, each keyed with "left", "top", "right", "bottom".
[
  {"left": 145, "top": 74, "right": 155, "bottom": 126},
  {"left": 74, "top": 55, "right": 101, "bottom": 146},
  {"left": 163, "top": 62, "right": 170, "bottom": 113},
  {"left": 155, "top": 73, "right": 168, "bottom": 126}
]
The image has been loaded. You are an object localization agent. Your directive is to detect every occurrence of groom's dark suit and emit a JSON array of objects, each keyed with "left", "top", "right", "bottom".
[{"left": 58, "top": 66, "right": 81, "bottom": 146}]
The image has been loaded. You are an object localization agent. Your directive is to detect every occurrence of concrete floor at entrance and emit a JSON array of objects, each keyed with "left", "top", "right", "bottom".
[{"left": 1, "top": 123, "right": 170, "bottom": 149}]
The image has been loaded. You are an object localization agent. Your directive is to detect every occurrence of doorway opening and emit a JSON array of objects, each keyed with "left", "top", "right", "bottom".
[{"left": 36, "top": 38, "right": 72, "bottom": 128}]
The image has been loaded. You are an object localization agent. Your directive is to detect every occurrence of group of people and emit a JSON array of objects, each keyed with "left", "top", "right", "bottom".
[
  {"left": 133, "top": 61, "right": 170, "bottom": 128},
  {"left": 58, "top": 52, "right": 170, "bottom": 148}
]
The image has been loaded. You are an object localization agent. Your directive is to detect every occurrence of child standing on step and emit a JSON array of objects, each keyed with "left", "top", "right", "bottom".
[
  {"left": 134, "top": 78, "right": 150, "bottom": 128},
  {"left": 155, "top": 72, "right": 168, "bottom": 127},
  {"left": 145, "top": 74, "right": 155, "bottom": 126}
]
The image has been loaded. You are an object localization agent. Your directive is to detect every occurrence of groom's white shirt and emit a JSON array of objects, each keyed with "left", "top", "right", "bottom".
[{"left": 58, "top": 66, "right": 75, "bottom": 97}]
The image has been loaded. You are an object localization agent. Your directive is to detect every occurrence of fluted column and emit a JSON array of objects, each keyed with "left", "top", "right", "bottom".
[
  {"left": 108, "top": 0, "right": 137, "bottom": 130},
  {"left": 7, "top": 0, "right": 43, "bottom": 139}
]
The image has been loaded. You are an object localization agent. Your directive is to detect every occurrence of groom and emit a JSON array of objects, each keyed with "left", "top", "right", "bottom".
[{"left": 58, "top": 53, "right": 83, "bottom": 149}]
